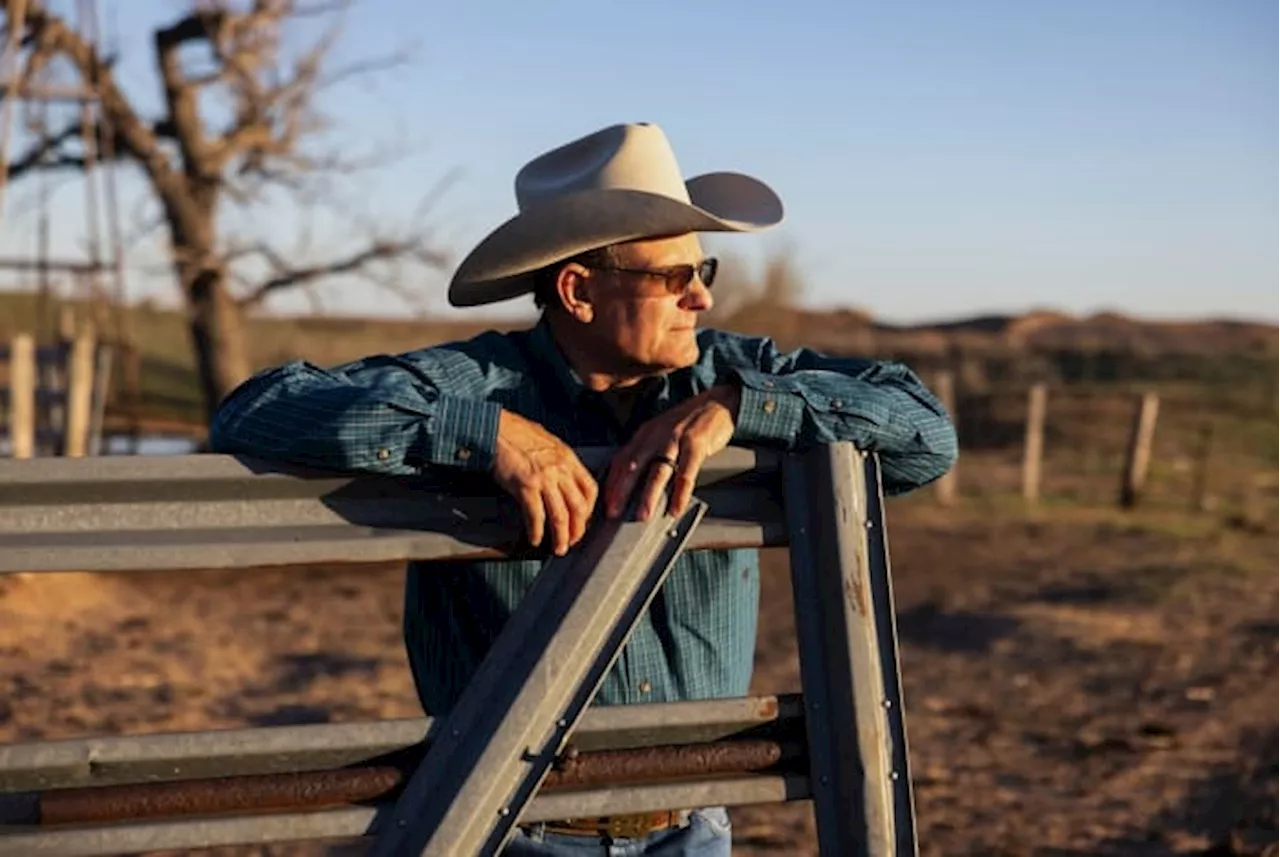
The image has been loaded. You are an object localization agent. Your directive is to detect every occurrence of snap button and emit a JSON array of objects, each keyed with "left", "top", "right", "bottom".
[
  {"left": 832, "top": 399, "right": 843, "bottom": 408},
  {"left": 638, "top": 680, "right": 652, "bottom": 694},
  {"left": 456, "top": 447, "right": 472, "bottom": 462},
  {"left": 762, "top": 399, "right": 777, "bottom": 414},
  {"left": 376, "top": 448, "right": 391, "bottom": 461}
]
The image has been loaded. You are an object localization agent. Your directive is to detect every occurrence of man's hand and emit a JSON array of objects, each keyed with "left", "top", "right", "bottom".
[
  {"left": 493, "top": 410, "right": 599, "bottom": 556},
  {"left": 604, "top": 384, "right": 741, "bottom": 521}
]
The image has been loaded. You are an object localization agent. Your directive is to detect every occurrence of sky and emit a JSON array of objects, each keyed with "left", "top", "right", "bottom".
[{"left": 2, "top": 0, "right": 1276, "bottom": 324}]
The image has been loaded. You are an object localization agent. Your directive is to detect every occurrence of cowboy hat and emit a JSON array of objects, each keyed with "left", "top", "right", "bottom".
[{"left": 447, "top": 122, "right": 784, "bottom": 307}]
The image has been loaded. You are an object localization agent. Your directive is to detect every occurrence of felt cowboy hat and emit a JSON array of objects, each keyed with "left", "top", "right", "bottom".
[{"left": 447, "top": 122, "right": 784, "bottom": 307}]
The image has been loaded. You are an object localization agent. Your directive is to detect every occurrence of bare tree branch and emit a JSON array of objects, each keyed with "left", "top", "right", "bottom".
[
  {"left": 234, "top": 237, "right": 441, "bottom": 309},
  {"left": 2, "top": 0, "right": 183, "bottom": 199},
  {"left": 153, "top": 10, "right": 217, "bottom": 181},
  {"left": 3, "top": 122, "right": 85, "bottom": 178}
]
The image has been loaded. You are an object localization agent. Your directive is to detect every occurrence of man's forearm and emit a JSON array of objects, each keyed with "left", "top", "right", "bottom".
[
  {"left": 209, "top": 360, "right": 500, "bottom": 474},
  {"left": 724, "top": 362, "right": 957, "bottom": 494}
]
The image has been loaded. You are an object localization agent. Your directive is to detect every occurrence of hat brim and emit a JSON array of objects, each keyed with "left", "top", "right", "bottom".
[{"left": 447, "top": 172, "right": 783, "bottom": 308}]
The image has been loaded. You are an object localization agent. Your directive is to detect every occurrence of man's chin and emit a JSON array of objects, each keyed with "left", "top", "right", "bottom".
[{"left": 658, "top": 340, "right": 701, "bottom": 372}]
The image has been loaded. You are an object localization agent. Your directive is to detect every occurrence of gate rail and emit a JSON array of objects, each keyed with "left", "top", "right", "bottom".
[{"left": 0, "top": 444, "right": 918, "bottom": 856}]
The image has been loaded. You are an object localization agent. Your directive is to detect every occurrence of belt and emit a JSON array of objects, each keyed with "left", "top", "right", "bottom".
[{"left": 539, "top": 810, "right": 691, "bottom": 839}]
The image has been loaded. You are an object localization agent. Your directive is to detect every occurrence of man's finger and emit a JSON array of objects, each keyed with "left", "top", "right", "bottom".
[
  {"left": 669, "top": 440, "right": 708, "bottom": 517},
  {"left": 564, "top": 480, "right": 591, "bottom": 547},
  {"left": 520, "top": 487, "right": 544, "bottom": 549},
  {"left": 577, "top": 470, "right": 600, "bottom": 518},
  {"left": 543, "top": 486, "right": 572, "bottom": 556},
  {"left": 606, "top": 453, "right": 644, "bottom": 519},
  {"left": 638, "top": 446, "right": 680, "bottom": 521}
]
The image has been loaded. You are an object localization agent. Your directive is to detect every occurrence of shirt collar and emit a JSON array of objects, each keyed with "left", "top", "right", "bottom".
[
  {"left": 528, "top": 316, "right": 589, "bottom": 404},
  {"left": 526, "top": 317, "right": 674, "bottom": 417}
]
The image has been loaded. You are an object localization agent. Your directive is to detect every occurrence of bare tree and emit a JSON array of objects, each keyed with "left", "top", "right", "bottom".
[{"left": 1, "top": 0, "right": 448, "bottom": 417}]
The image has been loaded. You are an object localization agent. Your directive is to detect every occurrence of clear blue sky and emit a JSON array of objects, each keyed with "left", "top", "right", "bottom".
[{"left": 4, "top": 0, "right": 1276, "bottom": 324}]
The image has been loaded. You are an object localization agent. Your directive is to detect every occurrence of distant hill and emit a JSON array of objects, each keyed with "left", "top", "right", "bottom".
[
  {"left": 882, "top": 310, "right": 1278, "bottom": 355},
  {"left": 717, "top": 303, "right": 1277, "bottom": 360}
]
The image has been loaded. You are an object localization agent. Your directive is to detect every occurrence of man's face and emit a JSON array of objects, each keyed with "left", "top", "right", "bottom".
[{"left": 580, "top": 233, "right": 715, "bottom": 377}]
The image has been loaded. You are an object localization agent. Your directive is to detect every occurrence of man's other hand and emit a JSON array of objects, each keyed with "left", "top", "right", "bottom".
[
  {"left": 604, "top": 384, "right": 741, "bottom": 521},
  {"left": 493, "top": 410, "right": 599, "bottom": 556}
]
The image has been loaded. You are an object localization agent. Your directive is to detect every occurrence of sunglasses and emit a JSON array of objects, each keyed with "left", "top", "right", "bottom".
[{"left": 592, "top": 257, "right": 718, "bottom": 296}]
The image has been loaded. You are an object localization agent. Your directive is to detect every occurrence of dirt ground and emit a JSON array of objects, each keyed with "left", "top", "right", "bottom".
[{"left": 0, "top": 499, "right": 1275, "bottom": 856}]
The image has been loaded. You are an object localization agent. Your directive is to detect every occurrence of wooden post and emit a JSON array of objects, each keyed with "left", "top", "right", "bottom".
[
  {"left": 9, "top": 334, "right": 36, "bottom": 460},
  {"left": 57, "top": 305, "right": 77, "bottom": 342},
  {"left": 933, "top": 371, "right": 958, "bottom": 505},
  {"left": 62, "top": 327, "right": 97, "bottom": 457},
  {"left": 39, "top": 308, "right": 79, "bottom": 453},
  {"left": 123, "top": 342, "right": 143, "bottom": 454},
  {"left": 1021, "top": 383, "right": 1047, "bottom": 504},
  {"left": 1269, "top": 355, "right": 1280, "bottom": 419},
  {"left": 1190, "top": 421, "right": 1214, "bottom": 512},
  {"left": 1119, "top": 392, "right": 1160, "bottom": 508},
  {"left": 88, "top": 343, "right": 114, "bottom": 457}
]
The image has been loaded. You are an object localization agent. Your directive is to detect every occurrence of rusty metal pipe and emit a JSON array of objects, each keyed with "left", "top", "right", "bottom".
[
  {"left": 35, "top": 738, "right": 806, "bottom": 826},
  {"left": 37, "top": 767, "right": 400, "bottom": 826},
  {"left": 547, "top": 738, "right": 801, "bottom": 789}
]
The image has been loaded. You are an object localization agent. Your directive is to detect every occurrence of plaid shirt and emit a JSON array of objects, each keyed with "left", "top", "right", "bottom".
[{"left": 209, "top": 320, "right": 956, "bottom": 714}]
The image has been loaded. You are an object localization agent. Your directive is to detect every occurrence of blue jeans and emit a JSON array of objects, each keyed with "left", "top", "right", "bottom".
[{"left": 503, "top": 807, "right": 732, "bottom": 856}]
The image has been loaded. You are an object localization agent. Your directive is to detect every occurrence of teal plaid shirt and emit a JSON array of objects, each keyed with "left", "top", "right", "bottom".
[{"left": 210, "top": 320, "right": 956, "bottom": 714}]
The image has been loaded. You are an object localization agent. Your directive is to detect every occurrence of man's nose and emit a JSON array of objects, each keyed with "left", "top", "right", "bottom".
[{"left": 682, "top": 277, "right": 714, "bottom": 312}]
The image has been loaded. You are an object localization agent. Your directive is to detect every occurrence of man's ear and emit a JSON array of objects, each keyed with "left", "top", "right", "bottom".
[{"left": 556, "top": 263, "right": 595, "bottom": 324}]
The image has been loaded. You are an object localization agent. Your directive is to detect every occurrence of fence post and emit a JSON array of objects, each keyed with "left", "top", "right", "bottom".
[
  {"left": 784, "top": 445, "right": 917, "bottom": 857},
  {"left": 88, "top": 343, "right": 114, "bottom": 457},
  {"left": 1021, "top": 384, "right": 1047, "bottom": 505},
  {"left": 1190, "top": 421, "right": 1214, "bottom": 512},
  {"left": 1119, "top": 392, "right": 1160, "bottom": 508},
  {"left": 62, "top": 326, "right": 97, "bottom": 457},
  {"left": 9, "top": 335, "right": 36, "bottom": 460},
  {"left": 933, "top": 371, "right": 957, "bottom": 505},
  {"left": 122, "top": 341, "right": 144, "bottom": 454}
]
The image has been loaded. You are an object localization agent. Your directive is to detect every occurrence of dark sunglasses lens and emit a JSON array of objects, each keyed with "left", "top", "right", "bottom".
[
  {"left": 666, "top": 265, "right": 696, "bottom": 293},
  {"left": 699, "top": 258, "right": 718, "bottom": 288}
]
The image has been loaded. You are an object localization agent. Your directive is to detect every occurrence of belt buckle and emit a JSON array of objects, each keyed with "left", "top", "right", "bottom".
[{"left": 605, "top": 813, "right": 657, "bottom": 839}]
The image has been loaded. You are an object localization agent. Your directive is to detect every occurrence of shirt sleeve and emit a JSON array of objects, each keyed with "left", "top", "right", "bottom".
[
  {"left": 208, "top": 346, "right": 503, "bottom": 476},
  {"left": 706, "top": 331, "right": 958, "bottom": 495}
]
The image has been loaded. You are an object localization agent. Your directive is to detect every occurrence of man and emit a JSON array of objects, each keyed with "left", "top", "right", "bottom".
[{"left": 209, "top": 122, "right": 957, "bottom": 856}]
